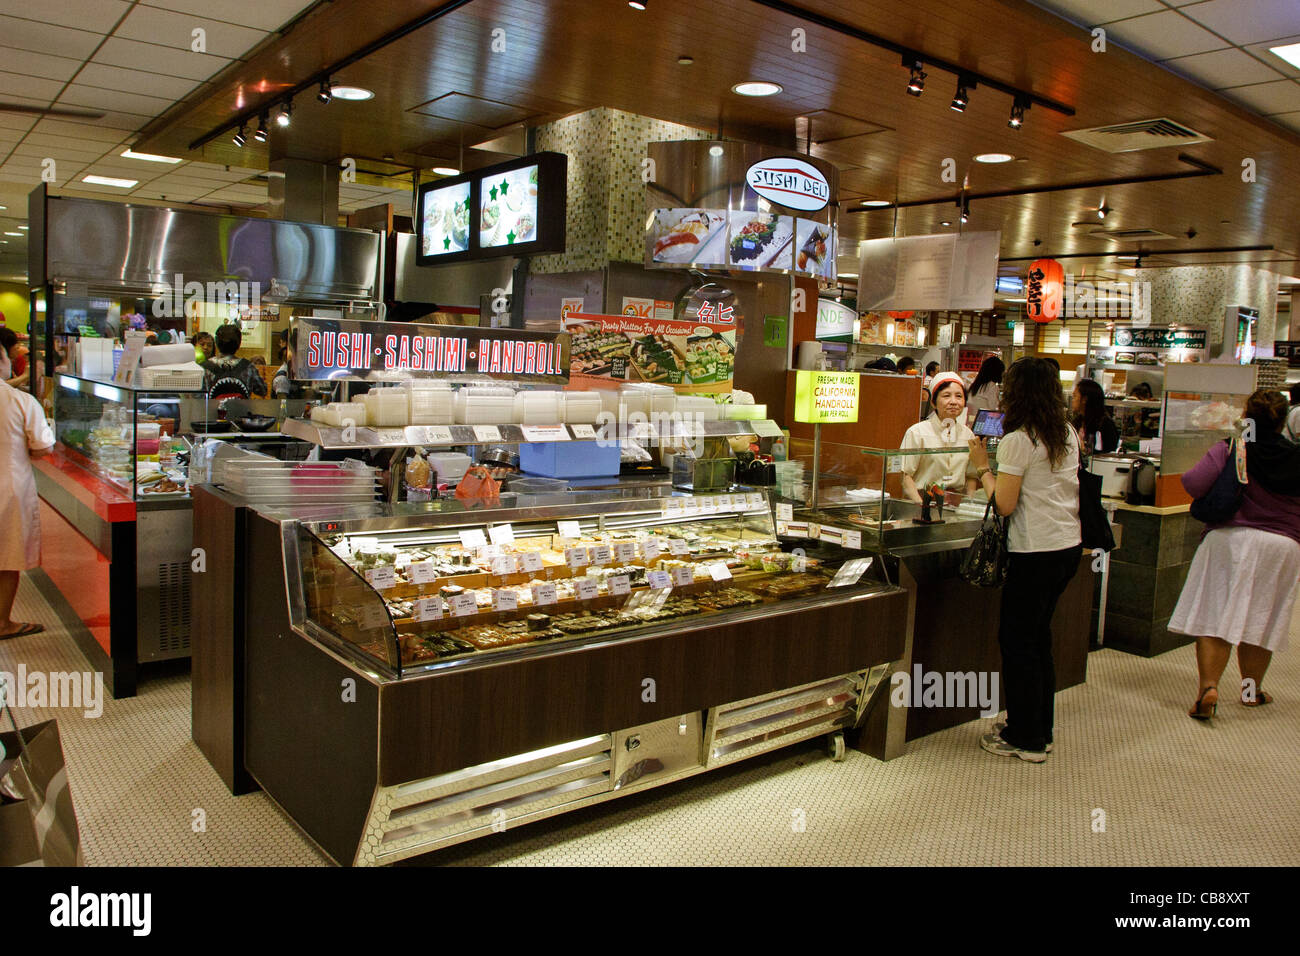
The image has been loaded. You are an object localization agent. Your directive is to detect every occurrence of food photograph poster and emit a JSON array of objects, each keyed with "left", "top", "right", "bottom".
[{"left": 563, "top": 312, "right": 737, "bottom": 393}]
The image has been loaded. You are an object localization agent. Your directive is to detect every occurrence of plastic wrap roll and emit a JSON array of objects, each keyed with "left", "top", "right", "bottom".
[{"left": 141, "top": 343, "right": 201, "bottom": 367}]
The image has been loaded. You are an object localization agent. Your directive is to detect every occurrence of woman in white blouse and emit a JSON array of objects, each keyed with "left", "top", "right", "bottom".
[{"left": 900, "top": 372, "right": 979, "bottom": 503}]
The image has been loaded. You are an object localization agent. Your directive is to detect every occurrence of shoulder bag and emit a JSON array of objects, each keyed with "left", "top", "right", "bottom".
[
  {"left": 1189, "top": 438, "right": 1247, "bottom": 524},
  {"left": 960, "top": 495, "right": 1010, "bottom": 588},
  {"left": 1079, "top": 464, "right": 1115, "bottom": 551}
]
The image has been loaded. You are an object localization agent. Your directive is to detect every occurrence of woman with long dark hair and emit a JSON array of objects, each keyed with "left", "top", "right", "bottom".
[
  {"left": 968, "top": 357, "right": 1081, "bottom": 762},
  {"left": 1071, "top": 378, "right": 1120, "bottom": 458},
  {"left": 966, "top": 356, "right": 1005, "bottom": 423},
  {"left": 1171, "top": 389, "right": 1300, "bottom": 718}
]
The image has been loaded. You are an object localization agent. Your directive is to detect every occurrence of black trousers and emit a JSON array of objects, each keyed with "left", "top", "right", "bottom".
[{"left": 997, "top": 545, "right": 1083, "bottom": 752}]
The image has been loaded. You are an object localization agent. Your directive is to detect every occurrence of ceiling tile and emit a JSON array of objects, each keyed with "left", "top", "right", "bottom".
[
  {"left": 0, "top": 114, "right": 36, "bottom": 134},
  {"left": 140, "top": 0, "right": 318, "bottom": 33},
  {"left": 0, "top": 70, "right": 65, "bottom": 102},
  {"left": 74, "top": 64, "right": 201, "bottom": 102},
  {"left": 1163, "top": 47, "right": 1286, "bottom": 87},
  {"left": 93, "top": 37, "right": 232, "bottom": 82},
  {"left": 1250, "top": 35, "right": 1300, "bottom": 77},
  {"left": 0, "top": 0, "right": 130, "bottom": 33},
  {"left": 130, "top": 185, "right": 208, "bottom": 201},
  {"left": 58, "top": 84, "right": 176, "bottom": 118},
  {"left": 9, "top": 143, "right": 111, "bottom": 163},
  {"left": 1268, "top": 110, "right": 1300, "bottom": 132},
  {"left": 1178, "top": 0, "right": 1300, "bottom": 47},
  {"left": 32, "top": 118, "right": 134, "bottom": 143},
  {"left": 1101, "top": 9, "right": 1229, "bottom": 59},
  {"left": 1029, "top": 0, "right": 1164, "bottom": 25},
  {"left": 1220, "top": 78, "right": 1300, "bottom": 113},
  {"left": 0, "top": 47, "right": 85, "bottom": 83},
  {"left": 114, "top": 6, "right": 268, "bottom": 60},
  {"left": 0, "top": 15, "right": 103, "bottom": 59}
]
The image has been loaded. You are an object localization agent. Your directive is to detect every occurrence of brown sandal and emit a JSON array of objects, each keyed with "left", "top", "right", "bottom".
[
  {"left": 1241, "top": 689, "right": 1273, "bottom": 707},
  {"left": 1189, "top": 686, "right": 1218, "bottom": 720}
]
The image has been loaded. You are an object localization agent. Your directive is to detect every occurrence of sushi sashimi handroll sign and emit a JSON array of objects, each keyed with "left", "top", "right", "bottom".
[{"left": 562, "top": 312, "right": 738, "bottom": 394}]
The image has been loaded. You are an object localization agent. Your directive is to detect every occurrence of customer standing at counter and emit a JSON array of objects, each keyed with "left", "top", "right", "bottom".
[
  {"left": 900, "top": 372, "right": 979, "bottom": 503},
  {"left": 1072, "top": 379, "right": 1120, "bottom": 459},
  {"left": 0, "top": 380, "right": 55, "bottom": 639},
  {"left": 1170, "top": 389, "right": 1300, "bottom": 719},
  {"left": 966, "top": 356, "right": 1004, "bottom": 423},
  {"left": 968, "top": 357, "right": 1081, "bottom": 762}
]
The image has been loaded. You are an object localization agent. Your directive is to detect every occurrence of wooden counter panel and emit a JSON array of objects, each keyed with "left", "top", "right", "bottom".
[{"left": 378, "top": 589, "right": 908, "bottom": 785}]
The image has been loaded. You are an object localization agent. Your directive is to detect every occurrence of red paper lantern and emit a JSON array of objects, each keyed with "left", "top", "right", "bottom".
[{"left": 1026, "top": 258, "right": 1064, "bottom": 322}]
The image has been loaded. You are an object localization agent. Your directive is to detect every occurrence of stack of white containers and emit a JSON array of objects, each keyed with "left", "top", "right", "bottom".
[
  {"left": 675, "top": 395, "right": 721, "bottom": 421},
  {"left": 309, "top": 402, "right": 367, "bottom": 426},
  {"left": 561, "top": 391, "right": 602, "bottom": 424},
  {"left": 514, "top": 389, "right": 563, "bottom": 424},
  {"left": 457, "top": 386, "right": 515, "bottom": 425},
  {"left": 362, "top": 388, "right": 409, "bottom": 426},
  {"left": 406, "top": 381, "right": 454, "bottom": 424}
]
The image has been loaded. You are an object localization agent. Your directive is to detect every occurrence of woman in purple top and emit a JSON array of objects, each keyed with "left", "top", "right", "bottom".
[{"left": 1170, "top": 389, "right": 1300, "bottom": 719}]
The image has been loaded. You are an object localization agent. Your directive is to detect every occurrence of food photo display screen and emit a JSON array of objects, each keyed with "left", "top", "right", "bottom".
[{"left": 419, "top": 179, "right": 472, "bottom": 261}]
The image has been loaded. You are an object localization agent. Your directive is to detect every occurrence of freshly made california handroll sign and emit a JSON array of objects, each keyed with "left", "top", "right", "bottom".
[
  {"left": 295, "top": 317, "right": 570, "bottom": 384},
  {"left": 794, "top": 370, "right": 860, "bottom": 424}
]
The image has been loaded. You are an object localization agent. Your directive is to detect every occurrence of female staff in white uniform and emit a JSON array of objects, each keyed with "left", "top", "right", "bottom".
[
  {"left": 900, "top": 372, "right": 979, "bottom": 503},
  {"left": 1, "top": 380, "right": 55, "bottom": 639}
]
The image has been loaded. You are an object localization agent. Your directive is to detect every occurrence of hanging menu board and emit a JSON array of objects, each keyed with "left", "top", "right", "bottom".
[
  {"left": 416, "top": 152, "right": 567, "bottom": 265},
  {"left": 563, "top": 312, "right": 736, "bottom": 394},
  {"left": 858, "top": 232, "right": 1001, "bottom": 311}
]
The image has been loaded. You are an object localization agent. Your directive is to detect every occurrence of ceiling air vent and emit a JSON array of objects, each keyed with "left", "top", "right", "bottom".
[
  {"left": 1089, "top": 227, "right": 1178, "bottom": 241},
  {"left": 1062, "top": 118, "right": 1212, "bottom": 153}
]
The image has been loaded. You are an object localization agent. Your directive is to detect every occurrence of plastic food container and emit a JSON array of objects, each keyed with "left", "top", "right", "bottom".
[
  {"left": 561, "top": 391, "right": 603, "bottom": 424},
  {"left": 508, "top": 476, "right": 570, "bottom": 494}
]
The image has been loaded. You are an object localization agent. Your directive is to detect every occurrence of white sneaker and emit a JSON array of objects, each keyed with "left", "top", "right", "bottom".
[
  {"left": 980, "top": 732, "right": 1048, "bottom": 763},
  {"left": 992, "top": 721, "right": 1053, "bottom": 752}
]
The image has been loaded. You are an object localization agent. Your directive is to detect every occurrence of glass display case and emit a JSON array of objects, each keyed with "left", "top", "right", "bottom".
[
  {"left": 283, "top": 489, "right": 892, "bottom": 678},
  {"left": 780, "top": 439, "right": 991, "bottom": 554},
  {"left": 52, "top": 373, "right": 208, "bottom": 499}
]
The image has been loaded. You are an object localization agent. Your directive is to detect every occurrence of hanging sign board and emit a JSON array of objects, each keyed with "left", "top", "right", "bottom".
[
  {"left": 858, "top": 231, "right": 1000, "bottom": 311},
  {"left": 794, "top": 370, "right": 860, "bottom": 424},
  {"left": 1026, "top": 258, "right": 1064, "bottom": 323},
  {"left": 294, "top": 317, "right": 570, "bottom": 384},
  {"left": 815, "top": 299, "right": 857, "bottom": 341},
  {"left": 562, "top": 312, "right": 736, "bottom": 394}
]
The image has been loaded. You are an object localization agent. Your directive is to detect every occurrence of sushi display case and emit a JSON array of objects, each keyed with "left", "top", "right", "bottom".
[{"left": 239, "top": 488, "right": 912, "bottom": 864}]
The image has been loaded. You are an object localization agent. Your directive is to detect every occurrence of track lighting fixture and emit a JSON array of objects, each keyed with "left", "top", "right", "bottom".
[
  {"left": 1097, "top": 203, "right": 1111, "bottom": 220},
  {"left": 232, "top": 126, "right": 246, "bottom": 147},
  {"left": 253, "top": 114, "right": 268, "bottom": 143},
  {"left": 907, "top": 60, "right": 926, "bottom": 97},
  {"left": 1008, "top": 95, "right": 1028, "bottom": 129},
  {"left": 960, "top": 197, "right": 970, "bottom": 223},
  {"left": 276, "top": 102, "right": 292, "bottom": 128},
  {"left": 317, "top": 79, "right": 333, "bottom": 104},
  {"left": 950, "top": 77, "right": 970, "bottom": 112}
]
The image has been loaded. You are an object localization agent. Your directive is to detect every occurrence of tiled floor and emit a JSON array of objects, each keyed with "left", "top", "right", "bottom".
[{"left": 3, "top": 572, "right": 1298, "bottom": 866}]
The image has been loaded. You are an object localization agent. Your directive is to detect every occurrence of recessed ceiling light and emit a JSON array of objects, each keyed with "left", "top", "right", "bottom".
[
  {"left": 1268, "top": 42, "right": 1300, "bottom": 70},
  {"left": 709, "top": 145, "right": 724, "bottom": 157},
  {"left": 940, "top": 220, "right": 952, "bottom": 226},
  {"left": 861, "top": 199, "right": 891, "bottom": 207},
  {"left": 678, "top": 55, "right": 694, "bottom": 65},
  {"left": 330, "top": 86, "right": 373, "bottom": 101},
  {"left": 432, "top": 166, "right": 459, "bottom": 176},
  {"left": 732, "top": 81, "right": 782, "bottom": 97},
  {"left": 837, "top": 273, "right": 858, "bottom": 278},
  {"left": 3, "top": 232, "right": 21, "bottom": 237},
  {"left": 18, "top": 225, "right": 27, "bottom": 230},
  {"left": 121, "top": 149, "right": 182, "bottom": 164},
  {"left": 628, "top": 0, "right": 647, "bottom": 9},
  {"left": 82, "top": 175, "right": 138, "bottom": 188},
  {"left": 974, "top": 153, "right": 1015, "bottom": 164}
]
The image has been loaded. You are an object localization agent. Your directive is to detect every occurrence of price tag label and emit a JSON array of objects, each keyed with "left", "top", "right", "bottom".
[
  {"left": 531, "top": 582, "right": 557, "bottom": 606},
  {"left": 590, "top": 544, "right": 612, "bottom": 566},
  {"left": 787, "top": 521, "right": 809, "bottom": 536},
  {"left": 565, "top": 546, "right": 589, "bottom": 570},
  {"left": 488, "top": 523, "right": 515, "bottom": 545},
  {"left": 776, "top": 502, "right": 793, "bottom": 522},
  {"left": 615, "top": 541, "right": 637, "bottom": 563},
  {"left": 844, "top": 530, "right": 862, "bottom": 550},
  {"left": 570, "top": 424, "right": 597, "bottom": 439},
  {"left": 520, "top": 424, "right": 570, "bottom": 442},
  {"left": 887, "top": 456, "right": 903, "bottom": 474},
  {"left": 699, "top": 497, "right": 718, "bottom": 514},
  {"left": 746, "top": 492, "right": 765, "bottom": 510},
  {"left": 358, "top": 604, "right": 388, "bottom": 630},
  {"left": 776, "top": 521, "right": 788, "bottom": 535},
  {"left": 671, "top": 566, "right": 694, "bottom": 587},
  {"left": 409, "top": 562, "right": 438, "bottom": 585},
  {"left": 829, "top": 557, "right": 874, "bottom": 589},
  {"left": 791, "top": 553, "right": 808, "bottom": 573},
  {"left": 376, "top": 428, "right": 406, "bottom": 443},
  {"left": 459, "top": 528, "right": 488, "bottom": 549},
  {"left": 519, "top": 551, "right": 544, "bottom": 573},
  {"left": 414, "top": 597, "right": 442, "bottom": 622},
  {"left": 647, "top": 569, "right": 672, "bottom": 590},
  {"left": 424, "top": 426, "right": 454, "bottom": 444},
  {"left": 683, "top": 498, "right": 701, "bottom": 516},
  {"left": 608, "top": 574, "right": 631, "bottom": 596},
  {"left": 493, "top": 589, "right": 518, "bottom": 611},
  {"left": 575, "top": 577, "right": 599, "bottom": 601},
  {"left": 557, "top": 520, "right": 582, "bottom": 540},
  {"left": 473, "top": 425, "right": 503, "bottom": 442},
  {"left": 669, "top": 538, "right": 689, "bottom": 556},
  {"left": 641, "top": 539, "right": 661, "bottom": 561},
  {"left": 751, "top": 419, "right": 784, "bottom": 438},
  {"left": 709, "top": 563, "right": 732, "bottom": 582},
  {"left": 715, "top": 494, "right": 733, "bottom": 510},
  {"left": 819, "top": 526, "right": 842, "bottom": 546},
  {"left": 365, "top": 566, "right": 396, "bottom": 589},
  {"left": 491, "top": 555, "right": 516, "bottom": 576},
  {"left": 663, "top": 498, "right": 685, "bottom": 517},
  {"left": 449, "top": 593, "right": 478, "bottom": 617}
]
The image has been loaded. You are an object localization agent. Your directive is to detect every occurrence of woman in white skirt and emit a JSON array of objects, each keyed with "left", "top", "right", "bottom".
[{"left": 1170, "top": 389, "right": 1300, "bottom": 718}]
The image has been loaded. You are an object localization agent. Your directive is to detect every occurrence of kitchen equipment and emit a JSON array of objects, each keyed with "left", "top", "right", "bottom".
[
  {"left": 1088, "top": 455, "right": 1131, "bottom": 499},
  {"left": 1126, "top": 457, "right": 1158, "bottom": 504},
  {"left": 192, "top": 420, "right": 232, "bottom": 434},
  {"left": 672, "top": 456, "right": 736, "bottom": 491},
  {"left": 235, "top": 414, "right": 277, "bottom": 432}
]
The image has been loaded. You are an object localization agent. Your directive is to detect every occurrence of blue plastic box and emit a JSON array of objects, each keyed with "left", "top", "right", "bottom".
[{"left": 518, "top": 441, "right": 621, "bottom": 478}]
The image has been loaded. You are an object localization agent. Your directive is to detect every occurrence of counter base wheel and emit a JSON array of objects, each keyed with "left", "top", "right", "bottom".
[{"left": 827, "top": 732, "right": 846, "bottom": 762}]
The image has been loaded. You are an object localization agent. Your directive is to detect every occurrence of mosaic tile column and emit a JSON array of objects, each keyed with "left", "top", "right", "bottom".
[{"left": 1147, "top": 264, "right": 1279, "bottom": 349}]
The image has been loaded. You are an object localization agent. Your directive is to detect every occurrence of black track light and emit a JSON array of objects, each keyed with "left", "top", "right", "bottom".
[
  {"left": 1097, "top": 204, "right": 1111, "bottom": 220},
  {"left": 950, "top": 78, "right": 970, "bottom": 112},
  {"left": 907, "top": 60, "right": 926, "bottom": 97},
  {"left": 253, "top": 114, "right": 268, "bottom": 143},
  {"left": 1008, "top": 95, "right": 1028, "bottom": 129},
  {"left": 960, "top": 197, "right": 970, "bottom": 224},
  {"left": 276, "top": 101, "right": 292, "bottom": 128},
  {"left": 318, "top": 79, "right": 333, "bottom": 104},
  {"left": 232, "top": 126, "right": 246, "bottom": 147}
]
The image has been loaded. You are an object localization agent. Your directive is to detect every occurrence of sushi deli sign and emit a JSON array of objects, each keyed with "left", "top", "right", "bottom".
[
  {"left": 296, "top": 317, "right": 570, "bottom": 384},
  {"left": 746, "top": 157, "right": 830, "bottom": 212},
  {"left": 794, "top": 370, "right": 861, "bottom": 424}
]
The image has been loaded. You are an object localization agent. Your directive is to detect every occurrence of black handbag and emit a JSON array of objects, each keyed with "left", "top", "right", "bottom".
[
  {"left": 1190, "top": 439, "right": 1246, "bottom": 524},
  {"left": 959, "top": 495, "right": 1010, "bottom": 588},
  {"left": 1078, "top": 465, "right": 1116, "bottom": 551}
]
